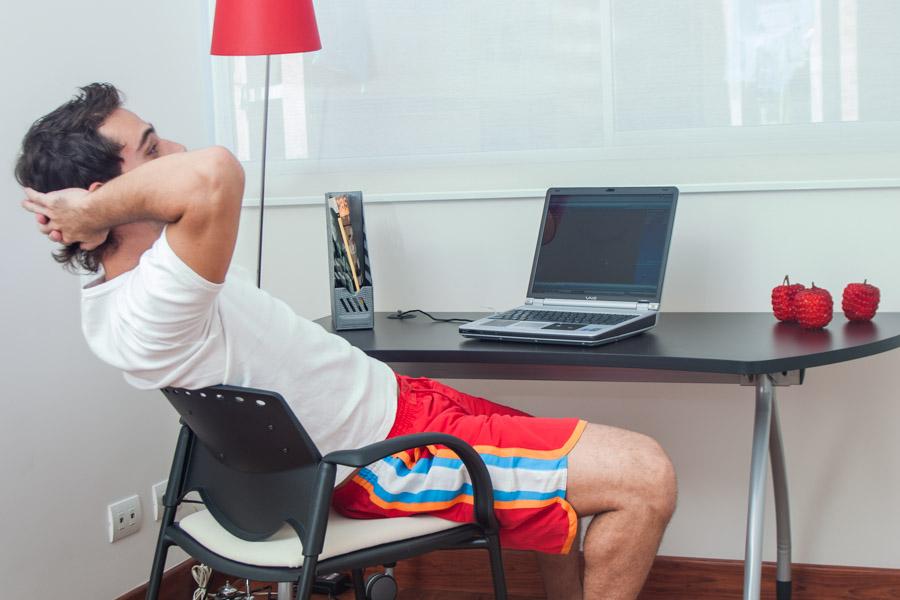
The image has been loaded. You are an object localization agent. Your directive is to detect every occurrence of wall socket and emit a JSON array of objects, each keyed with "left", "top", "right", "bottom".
[
  {"left": 152, "top": 478, "right": 206, "bottom": 521},
  {"left": 107, "top": 495, "right": 142, "bottom": 543},
  {"left": 151, "top": 479, "right": 167, "bottom": 521}
]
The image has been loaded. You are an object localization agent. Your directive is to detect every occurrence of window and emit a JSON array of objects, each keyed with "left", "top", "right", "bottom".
[{"left": 210, "top": 0, "right": 900, "bottom": 199}]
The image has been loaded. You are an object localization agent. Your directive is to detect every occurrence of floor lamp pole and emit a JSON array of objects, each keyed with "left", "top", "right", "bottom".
[{"left": 257, "top": 54, "right": 271, "bottom": 289}]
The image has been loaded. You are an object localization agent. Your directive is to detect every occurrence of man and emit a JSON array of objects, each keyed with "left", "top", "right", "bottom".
[{"left": 17, "top": 84, "right": 676, "bottom": 600}]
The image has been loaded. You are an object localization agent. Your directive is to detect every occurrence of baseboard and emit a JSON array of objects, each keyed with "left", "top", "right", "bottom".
[
  {"left": 119, "top": 551, "right": 900, "bottom": 599},
  {"left": 394, "top": 551, "right": 900, "bottom": 600},
  {"left": 117, "top": 559, "right": 197, "bottom": 600},
  {"left": 639, "top": 555, "right": 900, "bottom": 600}
]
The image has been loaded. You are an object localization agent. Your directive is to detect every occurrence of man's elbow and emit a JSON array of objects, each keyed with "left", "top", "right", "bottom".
[
  {"left": 206, "top": 146, "right": 245, "bottom": 193},
  {"left": 201, "top": 146, "right": 245, "bottom": 209}
]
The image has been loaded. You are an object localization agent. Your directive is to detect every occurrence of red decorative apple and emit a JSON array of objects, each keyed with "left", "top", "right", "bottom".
[
  {"left": 793, "top": 284, "right": 833, "bottom": 329},
  {"left": 842, "top": 279, "right": 880, "bottom": 321},
  {"left": 771, "top": 275, "right": 805, "bottom": 322}
]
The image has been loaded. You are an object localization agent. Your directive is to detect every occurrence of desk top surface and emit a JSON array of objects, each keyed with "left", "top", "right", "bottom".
[{"left": 315, "top": 312, "right": 900, "bottom": 376}]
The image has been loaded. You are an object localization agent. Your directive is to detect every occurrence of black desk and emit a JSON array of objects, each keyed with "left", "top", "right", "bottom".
[{"left": 316, "top": 312, "right": 900, "bottom": 600}]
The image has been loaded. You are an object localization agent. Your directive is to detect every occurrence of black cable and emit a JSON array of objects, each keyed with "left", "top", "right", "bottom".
[{"left": 387, "top": 309, "right": 472, "bottom": 323}]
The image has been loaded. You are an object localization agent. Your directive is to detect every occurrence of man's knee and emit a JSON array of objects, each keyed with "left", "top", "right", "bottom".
[
  {"left": 567, "top": 424, "right": 677, "bottom": 521},
  {"left": 636, "top": 436, "right": 677, "bottom": 524}
]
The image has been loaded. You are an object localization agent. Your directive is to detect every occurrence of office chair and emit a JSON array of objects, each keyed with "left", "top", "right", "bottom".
[{"left": 147, "top": 384, "right": 507, "bottom": 600}]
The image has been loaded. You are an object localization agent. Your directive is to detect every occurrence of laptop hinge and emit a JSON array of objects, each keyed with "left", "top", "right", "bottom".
[
  {"left": 637, "top": 301, "right": 659, "bottom": 311},
  {"left": 541, "top": 298, "right": 640, "bottom": 310}
]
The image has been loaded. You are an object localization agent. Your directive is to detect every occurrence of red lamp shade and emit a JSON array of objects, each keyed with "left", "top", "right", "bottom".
[{"left": 211, "top": 0, "right": 321, "bottom": 56}]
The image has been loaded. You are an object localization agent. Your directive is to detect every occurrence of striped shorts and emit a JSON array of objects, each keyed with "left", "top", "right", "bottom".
[{"left": 332, "top": 375, "right": 587, "bottom": 554}]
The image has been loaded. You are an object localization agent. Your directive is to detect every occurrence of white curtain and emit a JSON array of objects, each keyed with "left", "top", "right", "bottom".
[{"left": 210, "top": 0, "right": 900, "bottom": 199}]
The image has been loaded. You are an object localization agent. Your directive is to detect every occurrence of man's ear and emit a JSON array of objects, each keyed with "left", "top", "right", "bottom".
[{"left": 88, "top": 181, "right": 104, "bottom": 192}]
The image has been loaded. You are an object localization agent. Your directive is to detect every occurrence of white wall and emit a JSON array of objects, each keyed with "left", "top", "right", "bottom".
[
  {"left": 1, "top": 3, "right": 899, "bottom": 599},
  {"left": 240, "top": 188, "right": 900, "bottom": 569},
  {"left": 0, "top": 1, "right": 213, "bottom": 597}
]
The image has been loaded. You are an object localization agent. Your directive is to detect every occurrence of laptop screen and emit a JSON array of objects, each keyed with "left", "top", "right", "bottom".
[{"left": 527, "top": 188, "right": 678, "bottom": 303}]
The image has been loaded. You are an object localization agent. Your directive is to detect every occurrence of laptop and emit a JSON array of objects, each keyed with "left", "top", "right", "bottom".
[{"left": 459, "top": 187, "right": 678, "bottom": 346}]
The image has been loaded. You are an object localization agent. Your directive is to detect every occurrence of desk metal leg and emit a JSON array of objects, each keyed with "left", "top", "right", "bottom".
[
  {"left": 770, "top": 399, "right": 792, "bottom": 600},
  {"left": 744, "top": 374, "right": 773, "bottom": 600},
  {"left": 277, "top": 581, "right": 293, "bottom": 598}
]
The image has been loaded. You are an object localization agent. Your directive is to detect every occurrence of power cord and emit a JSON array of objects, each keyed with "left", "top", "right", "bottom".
[
  {"left": 191, "top": 564, "right": 212, "bottom": 600},
  {"left": 387, "top": 309, "right": 472, "bottom": 323}
]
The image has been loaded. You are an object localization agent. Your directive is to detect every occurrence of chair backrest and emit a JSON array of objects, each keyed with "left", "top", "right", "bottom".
[{"left": 161, "top": 385, "right": 330, "bottom": 544}]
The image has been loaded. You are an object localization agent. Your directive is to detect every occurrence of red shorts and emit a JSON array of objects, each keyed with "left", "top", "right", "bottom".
[{"left": 332, "top": 375, "right": 587, "bottom": 554}]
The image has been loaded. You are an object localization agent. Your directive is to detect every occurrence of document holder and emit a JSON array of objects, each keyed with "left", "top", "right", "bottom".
[{"left": 326, "top": 191, "right": 374, "bottom": 331}]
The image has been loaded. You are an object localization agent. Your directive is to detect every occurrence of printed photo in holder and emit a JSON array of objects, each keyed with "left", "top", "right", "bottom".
[{"left": 326, "top": 191, "right": 374, "bottom": 330}]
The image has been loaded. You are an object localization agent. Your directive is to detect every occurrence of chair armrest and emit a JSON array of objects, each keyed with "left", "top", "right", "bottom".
[{"left": 323, "top": 432, "right": 498, "bottom": 534}]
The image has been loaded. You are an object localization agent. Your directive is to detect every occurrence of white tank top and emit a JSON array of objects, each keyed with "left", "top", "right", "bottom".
[{"left": 81, "top": 229, "right": 397, "bottom": 483}]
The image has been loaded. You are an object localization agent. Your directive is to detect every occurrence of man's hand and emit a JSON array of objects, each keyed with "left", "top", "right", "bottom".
[
  {"left": 21, "top": 187, "right": 109, "bottom": 250},
  {"left": 21, "top": 147, "right": 242, "bottom": 282}
]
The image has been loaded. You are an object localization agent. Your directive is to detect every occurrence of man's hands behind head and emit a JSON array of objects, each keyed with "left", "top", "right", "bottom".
[{"left": 21, "top": 187, "right": 109, "bottom": 250}]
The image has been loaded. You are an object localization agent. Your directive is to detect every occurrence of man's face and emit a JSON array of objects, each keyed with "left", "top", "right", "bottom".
[{"left": 98, "top": 108, "right": 186, "bottom": 174}]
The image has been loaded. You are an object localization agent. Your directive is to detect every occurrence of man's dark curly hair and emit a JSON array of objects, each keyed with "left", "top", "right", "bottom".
[{"left": 15, "top": 83, "right": 125, "bottom": 273}]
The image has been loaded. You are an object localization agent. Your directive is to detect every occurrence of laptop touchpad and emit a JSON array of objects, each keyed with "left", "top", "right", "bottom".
[
  {"left": 509, "top": 321, "right": 548, "bottom": 329},
  {"left": 542, "top": 323, "right": 588, "bottom": 330},
  {"left": 485, "top": 319, "right": 519, "bottom": 327}
]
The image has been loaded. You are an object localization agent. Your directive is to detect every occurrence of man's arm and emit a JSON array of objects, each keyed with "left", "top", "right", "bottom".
[{"left": 21, "top": 146, "right": 244, "bottom": 283}]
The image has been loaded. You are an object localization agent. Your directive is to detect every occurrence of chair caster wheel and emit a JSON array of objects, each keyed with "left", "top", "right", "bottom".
[{"left": 365, "top": 572, "right": 397, "bottom": 600}]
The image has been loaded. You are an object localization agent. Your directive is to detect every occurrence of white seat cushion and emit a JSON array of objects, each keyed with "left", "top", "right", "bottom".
[{"left": 179, "top": 509, "right": 462, "bottom": 567}]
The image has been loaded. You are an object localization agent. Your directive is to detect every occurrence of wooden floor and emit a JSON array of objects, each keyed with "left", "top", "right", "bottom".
[
  {"left": 320, "top": 551, "right": 900, "bottom": 600},
  {"left": 127, "top": 549, "right": 900, "bottom": 599}
]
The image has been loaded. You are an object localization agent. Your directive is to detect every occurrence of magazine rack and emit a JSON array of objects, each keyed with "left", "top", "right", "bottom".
[{"left": 325, "top": 191, "right": 374, "bottom": 331}]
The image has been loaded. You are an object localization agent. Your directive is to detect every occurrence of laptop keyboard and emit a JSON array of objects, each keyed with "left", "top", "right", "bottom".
[{"left": 494, "top": 309, "right": 634, "bottom": 326}]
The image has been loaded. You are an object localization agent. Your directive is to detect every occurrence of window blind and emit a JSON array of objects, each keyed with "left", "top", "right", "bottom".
[{"left": 210, "top": 0, "right": 900, "bottom": 199}]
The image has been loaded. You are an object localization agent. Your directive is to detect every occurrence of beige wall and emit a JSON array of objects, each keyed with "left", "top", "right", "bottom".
[{"left": 0, "top": 0, "right": 212, "bottom": 596}]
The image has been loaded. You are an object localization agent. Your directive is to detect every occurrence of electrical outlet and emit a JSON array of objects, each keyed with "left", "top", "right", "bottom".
[
  {"left": 181, "top": 490, "right": 205, "bottom": 515},
  {"left": 151, "top": 479, "right": 167, "bottom": 521},
  {"left": 107, "top": 495, "right": 142, "bottom": 543}
]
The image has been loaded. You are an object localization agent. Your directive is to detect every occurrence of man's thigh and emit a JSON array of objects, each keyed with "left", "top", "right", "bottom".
[
  {"left": 405, "top": 376, "right": 531, "bottom": 418},
  {"left": 565, "top": 423, "right": 676, "bottom": 517}
]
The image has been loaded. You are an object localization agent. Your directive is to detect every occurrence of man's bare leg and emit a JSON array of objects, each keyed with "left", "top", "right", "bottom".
[
  {"left": 564, "top": 423, "right": 677, "bottom": 599},
  {"left": 536, "top": 518, "right": 583, "bottom": 600}
]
